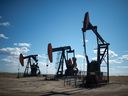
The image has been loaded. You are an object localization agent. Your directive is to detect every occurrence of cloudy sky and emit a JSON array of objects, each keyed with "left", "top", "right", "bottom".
[{"left": 0, "top": 0, "right": 128, "bottom": 76}]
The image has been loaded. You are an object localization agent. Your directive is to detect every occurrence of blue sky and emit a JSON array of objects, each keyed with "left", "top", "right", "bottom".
[{"left": 0, "top": 0, "right": 128, "bottom": 75}]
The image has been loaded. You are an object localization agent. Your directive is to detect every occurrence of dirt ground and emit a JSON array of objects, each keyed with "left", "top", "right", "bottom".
[{"left": 0, "top": 73, "right": 128, "bottom": 96}]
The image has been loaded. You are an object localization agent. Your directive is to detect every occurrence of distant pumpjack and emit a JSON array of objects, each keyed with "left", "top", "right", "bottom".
[
  {"left": 47, "top": 43, "right": 78, "bottom": 77},
  {"left": 19, "top": 53, "right": 40, "bottom": 77},
  {"left": 82, "top": 12, "right": 110, "bottom": 87}
]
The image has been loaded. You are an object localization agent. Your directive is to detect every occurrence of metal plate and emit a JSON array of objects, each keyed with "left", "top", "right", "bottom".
[
  {"left": 19, "top": 53, "right": 24, "bottom": 66},
  {"left": 83, "top": 12, "right": 89, "bottom": 32},
  {"left": 48, "top": 43, "right": 53, "bottom": 63}
]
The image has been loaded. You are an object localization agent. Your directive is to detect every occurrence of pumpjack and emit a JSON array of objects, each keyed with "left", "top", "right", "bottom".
[
  {"left": 19, "top": 53, "right": 40, "bottom": 77},
  {"left": 82, "top": 12, "right": 110, "bottom": 87},
  {"left": 47, "top": 43, "right": 78, "bottom": 78}
]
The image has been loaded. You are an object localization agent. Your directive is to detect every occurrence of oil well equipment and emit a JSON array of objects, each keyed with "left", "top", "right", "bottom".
[
  {"left": 19, "top": 53, "right": 40, "bottom": 77},
  {"left": 82, "top": 12, "right": 110, "bottom": 87},
  {"left": 47, "top": 43, "right": 78, "bottom": 78}
]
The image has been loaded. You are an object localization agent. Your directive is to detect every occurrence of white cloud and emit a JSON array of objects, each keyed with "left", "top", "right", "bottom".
[
  {"left": 38, "top": 54, "right": 48, "bottom": 59},
  {"left": 106, "top": 54, "right": 128, "bottom": 64},
  {"left": 14, "top": 43, "right": 31, "bottom": 48},
  {"left": 93, "top": 49, "right": 97, "bottom": 54},
  {"left": 120, "top": 54, "right": 128, "bottom": 61},
  {"left": 38, "top": 54, "right": 43, "bottom": 58},
  {"left": 76, "top": 50, "right": 119, "bottom": 64},
  {"left": 0, "top": 16, "right": 2, "bottom": 19},
  {"left": 1, "top": 56, "right": 18, "bottom": 66},
  {"left": 93, "top": 49, "right": 118, "bottom": 58},
  {"left": 92, "top": 57, "right": 97, "bottom": 61},
  {"left": 0, "top": 46, "right": 29, "bottom": 56},
  {"left": 109, "top": 59, "right": 123, "bottom": 64},
  {"left": 85, "top": 39, "right": 88, "bottom": 43},
  {"left": 0, "top": 34, "right": 8, "bottom": 39},
  {"left": 109, "top": 50, "right": 118, "bottom": 57},
  {"left": 38, "top": 61, "right": 47, "bottom": 66},
  {"left": 0, "top": 43, "right": 31, "bottom": 68},
  {"left": 0, "top": 22, "right": 10, "bottom": 27},
  {"left": 75, "top": 54, "right": 85, "bottom": 59},
  {"left": 92, "top": 49, "right": 124, "bottom": 64},
  {"left": 92, "top": 49, "right": 118, "bottom": 63}
]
